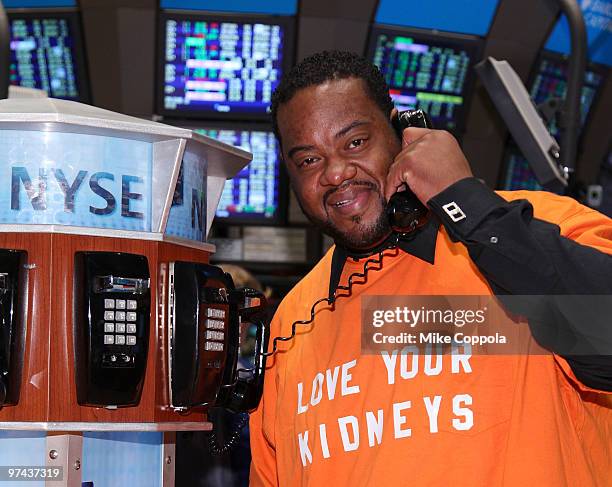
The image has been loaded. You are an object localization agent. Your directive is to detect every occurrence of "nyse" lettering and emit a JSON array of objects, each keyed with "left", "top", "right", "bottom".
[{"left": 11, "top": 166, "right": 144, "bottom": 219}]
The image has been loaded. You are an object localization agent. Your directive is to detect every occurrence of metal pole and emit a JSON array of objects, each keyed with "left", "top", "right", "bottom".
[{"left": 556, "top": 0, "right": 587, "bottom": 182}]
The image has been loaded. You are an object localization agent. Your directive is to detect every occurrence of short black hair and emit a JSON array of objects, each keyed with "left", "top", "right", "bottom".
[{"left": 270, "top": 50, "right": 394, "bottom": 143}]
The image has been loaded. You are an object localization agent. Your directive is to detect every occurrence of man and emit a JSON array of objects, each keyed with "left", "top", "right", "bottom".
[{"left": 249, "top": 51, "right": 612, "bottom": 486}]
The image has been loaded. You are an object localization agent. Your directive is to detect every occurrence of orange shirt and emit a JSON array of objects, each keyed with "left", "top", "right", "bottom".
[{"left": 250, "top": 191, "right": 612, "bottom": 486}]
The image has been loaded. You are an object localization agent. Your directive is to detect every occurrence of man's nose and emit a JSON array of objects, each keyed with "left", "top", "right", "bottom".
[{"left": 319, "top": 156, "right": 357, "bottom": 187}]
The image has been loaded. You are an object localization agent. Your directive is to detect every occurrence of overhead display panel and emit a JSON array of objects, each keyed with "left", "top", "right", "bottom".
[
  {"left": 6, "top": 9, "right": 90, "bottom": 102},
  {"left": 367, "top": 26, "right": 483, "bottom": 133},
  {"left": 502, "top": 51, "right": 607, "bottom": 190},
  {"left": 159, "top": 0, "right": 298, "bottom": 16},
  {"left": 374, "top": 0, "right": 500, "bottom": 36},
  {"left": 3, "top": 0, "right": 76, "bottom": 7},
  {"left": 545, "top": 0, "right": 612, "bottom": 67},
  {"left": 156, "top": 11, "right": 294, "bottom": 120}
]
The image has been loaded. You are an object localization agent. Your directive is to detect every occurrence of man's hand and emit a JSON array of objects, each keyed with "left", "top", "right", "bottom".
[{"left": 384, "top": 127, "right": 473, "bottom": 204}]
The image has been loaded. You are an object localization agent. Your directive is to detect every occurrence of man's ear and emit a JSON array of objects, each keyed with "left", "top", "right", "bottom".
[{"left": 389, "top": 107, "right": 398, "bottom": 123}]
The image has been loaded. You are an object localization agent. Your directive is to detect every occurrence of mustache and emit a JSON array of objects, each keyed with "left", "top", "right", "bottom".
[{"left": 323, "top": 180, "right": 379, "bottom": 206}]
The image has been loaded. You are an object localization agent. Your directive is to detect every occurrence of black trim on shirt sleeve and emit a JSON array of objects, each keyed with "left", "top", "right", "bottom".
[{"left": 428, "top": 177, "right": 612, "bottom": 391}]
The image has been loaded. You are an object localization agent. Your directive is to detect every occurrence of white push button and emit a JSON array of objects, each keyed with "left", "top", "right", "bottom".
[{"left": 206, "top": 319, "right": 224, "bottom": 330}]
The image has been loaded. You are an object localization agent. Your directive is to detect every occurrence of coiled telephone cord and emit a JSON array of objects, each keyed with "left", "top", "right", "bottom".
[
  {"left": 209, "top": 246, "right": 398, "bottom": 455},
  {"left": 262, "top": 246, "right": 397, "bottom": 358},
  {"left": 208, "top": 411, "right": 249, "bottom": 456}
]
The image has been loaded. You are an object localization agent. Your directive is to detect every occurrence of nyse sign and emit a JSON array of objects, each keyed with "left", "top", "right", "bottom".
[
  {"left": 11, "top": 167, "right": 145, "bottom": 219},
  {"left": 0, "top": 130, "right": 153, "bottom": 232}
]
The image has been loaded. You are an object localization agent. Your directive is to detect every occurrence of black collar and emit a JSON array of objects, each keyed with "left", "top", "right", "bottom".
[{"left": 328, "top": 218, "right": 440, "bottom": 300}]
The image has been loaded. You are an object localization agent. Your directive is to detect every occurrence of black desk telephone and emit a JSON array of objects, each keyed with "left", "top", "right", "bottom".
[
  {"left": 0, "top": 249, "right": 27, "bottom": 409},
  {"left": 73, "top": 252, "right": 151, "bottom": 407},
  {"left": 164, "top": 261, "right": 268, "bottom": 413}
]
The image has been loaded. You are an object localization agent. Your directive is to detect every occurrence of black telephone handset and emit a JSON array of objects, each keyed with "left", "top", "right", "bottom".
[
  {"left": 165, "top": 261, "right": 268, "bottom": 413},
  {"left": 386, "top": 109, "right": 434, "bottom": 235},
  {"left": 218, "top": 286, "right": 268, "bottom": 414},
  {"left": 0, "top": 249, "right": 27, "bottom": 409},
  {"left": 74, "top": 252, "right": 151, "bottom": 407}
]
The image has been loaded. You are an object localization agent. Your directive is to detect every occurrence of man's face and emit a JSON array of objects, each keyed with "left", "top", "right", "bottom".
[{"left": 277, "top": 78, "right": 401, "bottom": 250}]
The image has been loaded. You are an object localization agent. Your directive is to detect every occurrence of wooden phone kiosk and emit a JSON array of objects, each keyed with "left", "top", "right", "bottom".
[{"left": 0, "top": 97, "right": 251, "bottom": 486}]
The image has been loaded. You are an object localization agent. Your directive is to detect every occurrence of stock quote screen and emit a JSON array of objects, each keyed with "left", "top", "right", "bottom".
[
  {"left": 368, "top": 27, "right": 481, "bottom": 132},
  {"left": 195, "top": 128, "right": 282, "bottom": 223},
  {"left": 503, "top": 53, "right": 605, "bottom": 190},
  {"left": 9, "top": 14, "right": 83, "bottom": 100},
  {"left": 161, "top": 15, "right": 288, "bottom": 118}
]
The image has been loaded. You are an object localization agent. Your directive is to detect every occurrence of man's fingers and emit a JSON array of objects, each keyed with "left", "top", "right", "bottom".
[
  {"left": 401, "top": 126, "right": 432, "bottom": 147},
  {"left": 384, "top": 164, "right": 406, "bottom": 201}
]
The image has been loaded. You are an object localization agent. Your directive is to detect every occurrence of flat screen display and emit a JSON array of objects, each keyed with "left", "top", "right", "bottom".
[
  {"left": 191, "top": 124, "right": 286, "bottom": 224},
  {"left": 157, "top": 11, "right": 294, "bottom": 120},
  {"left": 366, "top": 25, "right": 483, "bottom": 134},
  {"left": 503, "top": 52, "right": 606, "bottom": 190},
  {"left": 373, "top": 0, "right": 500, "bottom": 37},
  {"left": 7, "top": 10, "right": 90, "bottom": 102}
]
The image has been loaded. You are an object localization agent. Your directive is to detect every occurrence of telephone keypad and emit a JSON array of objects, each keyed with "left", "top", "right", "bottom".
[
  {"left": 202, "top": 305, "right": 227, "bottom": 355},
  {"left": 100, "top": 297, "right": 139, "bottom": 352}
]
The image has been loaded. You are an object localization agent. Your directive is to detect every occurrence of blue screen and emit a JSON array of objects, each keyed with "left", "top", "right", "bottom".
[
  {"left": 3, "top": 0, "right": 76, "bottom": 7},
  {"left": 374, "top": 0, "right": 500, "bottom": 36},
  {"left": 161, "top": 15, "right": 287, "bottom": 117},
  {"left": 368, "top": 27, "right": 482, "bottom": 132},
  {"left": 159, "top": 0, "right": 297, "bottom": 16},
  {"left": 195, "top": 128, "right": 281, "bottom": 223},
  {"left": 8, "top": 14, "right": 83, "bottom": 100},
  {"left": 545, "top": 0, "right": 612, "bottom": 67},
  {"left": 504, "top": 54, "right": 605, "bottom": 190}
]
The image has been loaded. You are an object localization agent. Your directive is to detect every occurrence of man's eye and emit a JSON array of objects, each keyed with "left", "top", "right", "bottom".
[
  {"left": 348, "top": 138, "right": 366, "bottom": 149},
  {"left": 299, "top": 157, "right": 319, "bottom": 167}
]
